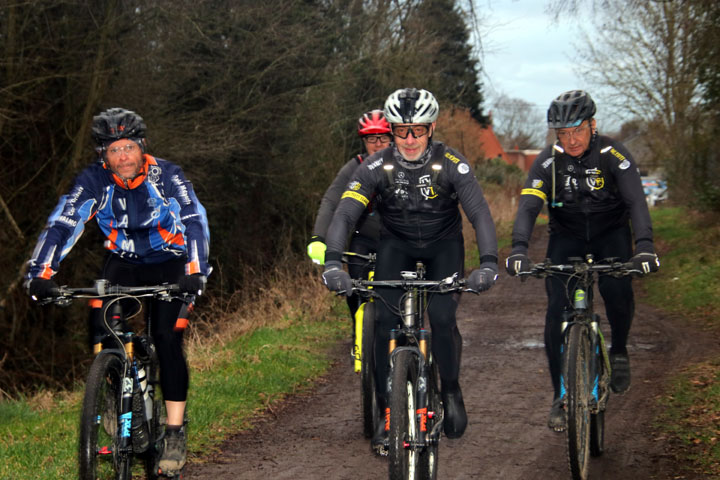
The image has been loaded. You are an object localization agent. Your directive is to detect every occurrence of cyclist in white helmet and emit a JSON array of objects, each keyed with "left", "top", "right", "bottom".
[{"left": 322, "top": 88, "right": 498, "bottom": 453}]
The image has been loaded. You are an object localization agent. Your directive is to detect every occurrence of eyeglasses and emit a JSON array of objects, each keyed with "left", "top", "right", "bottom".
[
  {"left": 556, "top": 124, "right": 590, "bottom": 142},
  {"left": 363, "top": 134, "right": 392, "bottom": 144},
  {"left": 392, "top": 124, "right": 430, "bottom": 139},
  {"left": 107, "top": 143, "right": 138, "bottom": 156}
]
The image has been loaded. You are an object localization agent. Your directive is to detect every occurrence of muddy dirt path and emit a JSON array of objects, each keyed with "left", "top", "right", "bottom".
[{"left": 186, "top": 229, "right": 716, "bottom": 479}]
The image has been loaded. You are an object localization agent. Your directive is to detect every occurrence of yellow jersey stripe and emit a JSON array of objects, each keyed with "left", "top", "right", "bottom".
[
  {"left": 521, "top": 188, "right": 547, "bottom": 201},
  {"left": 341, "top": 190, "right": 370, "bottom": 206}
]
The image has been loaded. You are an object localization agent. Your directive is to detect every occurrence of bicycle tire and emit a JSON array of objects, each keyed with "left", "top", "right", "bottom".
[
  {"left": 590, "top": 343, "right": 606, "bottom": 457},
  {"left": 359, "top": 302, "right": 378, "bottom": 439},
  {"left": 143, "top": 357, "right": 165, "bottom": 480},
  {"left": 79, "top": 352, "right": 131, "bottom": 480},
  {"left": 417, "top": 358, "right": 440, "bottom": 480},
  {"left": 590, "top": 410, "right": 605, "bottom": 457},
  {"left": 388, "top": 350, "right": 419, "bottom": 480},
  {"left": 565, "top": 324, "right": 592, "bottom": 480}
]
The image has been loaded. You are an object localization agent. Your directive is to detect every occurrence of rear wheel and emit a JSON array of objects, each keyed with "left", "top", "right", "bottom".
[
  {"left": 79, "top": 353, "right": 130, "bottom": 480},
  {"left": 360, "top": 302, "right": 377, "bottom": 439},
  {"left": 565, "top": 324, "right": 592, "bottom": 480},
  {"left": 388, "top": 350, "right": 419, "bottom": 480}
]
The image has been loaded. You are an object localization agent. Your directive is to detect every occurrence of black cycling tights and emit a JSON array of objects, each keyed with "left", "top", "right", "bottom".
[
  {"left": 544, "top": 225, "right": 634, "bottom": 398},
  {"left": 373, "top": 237, "right": 464, "bottom": 403},
  {"left": 88, "top": 255, "right": 189, "bottom": 402}
]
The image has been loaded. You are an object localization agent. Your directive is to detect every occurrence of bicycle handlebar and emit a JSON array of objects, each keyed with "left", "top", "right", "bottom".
[
  {"left": 349, "top": 274, "right": 475, "bottom": 294},
  {"left": 40, "top": 280, "right": 186, "bottom": 307},
  {"left": 341, "top": 251, "right": 376, "bottom": 264},
  {"left": 519, "top": 258, "right": 637, "bottom": 279}
]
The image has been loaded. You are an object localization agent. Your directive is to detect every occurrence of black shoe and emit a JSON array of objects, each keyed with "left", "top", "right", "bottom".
[
  {"left": 610, "top": 352, "right": 631, "bottom": 394},
  {"left": 371, "top": 408, "right": 389, "bottom": 456},
  {"left": 548, "top": 397, "right": 566, "bottom": 432},
  {"left": 442, "top": 388, "right": 467, "bottom": 439},
  {"left": 158, "top": 427, "right": 187, "bottom": 476}
]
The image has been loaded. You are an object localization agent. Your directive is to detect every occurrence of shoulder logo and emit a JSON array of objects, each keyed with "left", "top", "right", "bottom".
[
  {"left": 444, "top": 151, "right": 461, "bottom": 164},
  {"left": 348, "top": 181, "right": 361, "bottom": 191},
  {"left": 531, "top": 179, "right": 543, "bottom": 188},
  {"left": 458, "top": 163, "right": 469, "bottom": 174},
  {"left": 367, "top": 159, "right": 384, "bottom": 170},
  {"left": 541, "top": 157, "right": 554, "bottom": 169}
]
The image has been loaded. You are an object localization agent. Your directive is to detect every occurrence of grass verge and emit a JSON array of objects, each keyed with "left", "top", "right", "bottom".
[
  {"left": 648, "top": 206, "right": 720, "bottom": 476},
  {"left": 0, "top": 294, "right": 345, "bottom": 479}
]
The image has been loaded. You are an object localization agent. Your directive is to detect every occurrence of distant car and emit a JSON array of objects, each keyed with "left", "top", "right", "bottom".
[{"left": 641, "top": 177, "right": 668, "bottom": 207}]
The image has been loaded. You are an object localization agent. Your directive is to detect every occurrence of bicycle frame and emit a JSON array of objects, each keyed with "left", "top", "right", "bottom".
[
  {"left": 522, "top": 255, "right": 635, "bottom": 480},
  {"left": 352, "top": 265, "right": 468, "bottom": 477},
  {"left": 45, "top": 280, "right": 191, "bottom": 479}
]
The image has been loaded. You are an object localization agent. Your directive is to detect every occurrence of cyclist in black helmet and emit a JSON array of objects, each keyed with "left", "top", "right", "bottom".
[
  {"left": 321, "top": 88, "right": 498, "bottom": 453},
  {"left": 26, "top": 107, "right": 211, "bottom": 475},
  {"left": 505, "top": 90, "right": 659, "bottom": 432}
]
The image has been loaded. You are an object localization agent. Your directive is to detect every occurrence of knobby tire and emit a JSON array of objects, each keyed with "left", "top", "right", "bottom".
[
  {"left": 79, "top": 353, "right": 130, "bottom": 480},
  {"left": 360, "top": 302, "right": 377, "bottom": 439},
  {"left": 590, "top": 343, "right": 606, "bottom": 457},
  {"left": 565, "top": 324, "right": 592, "bottom": 480},
  {"left": 417, "top": 358, "right": 440, "bottom": 480},
  {"left": 388, "top": 350, "right": 419, "bottom": 480}
]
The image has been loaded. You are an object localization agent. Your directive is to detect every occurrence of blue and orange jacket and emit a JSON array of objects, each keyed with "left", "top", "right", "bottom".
[{"left": 27, "top": 154, "right": 211, "bottom": 280}]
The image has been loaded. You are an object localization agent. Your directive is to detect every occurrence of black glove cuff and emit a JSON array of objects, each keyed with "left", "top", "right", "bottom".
[{"left": 325, "top": 251, "right": 342, "bottom": 263}]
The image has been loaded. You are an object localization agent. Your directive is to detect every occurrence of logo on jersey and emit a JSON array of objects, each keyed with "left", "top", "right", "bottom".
[
  {"left": 348, "top": 181, "right": 361, "bottom": 191},
  {"left": 532, "top": 179, "right": 543, "bottom": 188},
  {"left": 458, "top": 163, "right": 469, "bottom": 174},
  {"left": 419, "top": 175, "right": 438, "bottom": 200},
  {"left": 585, "top": 168, "right": 605, "bottom": 190}
]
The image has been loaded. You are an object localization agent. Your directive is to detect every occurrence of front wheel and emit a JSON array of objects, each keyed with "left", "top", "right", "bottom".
[
  {"left": 388, "top": 350, "right": 419, "bottom": 480},
  {"left": 565, "top": 324, "right": 592, "bottom": 480},
  {"left": 359, "top": 302, "right": 377, "bottom": 439},
  {"left": 417, "top": 358, "right": 440, "bottom": 480},
  {"left": 79, "top": 352, "right": 130, "bottom": 480}
]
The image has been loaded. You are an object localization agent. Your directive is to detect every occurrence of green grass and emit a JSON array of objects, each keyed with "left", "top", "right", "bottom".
[
  {"left": 647, "top": 206, "right": 720, "bottom": 476},
  {"left": 0, "top": 311, "right": 346, "bottom": 479},
  {"left": 643, "top": 207, "right": 720, "bottom": 325}
]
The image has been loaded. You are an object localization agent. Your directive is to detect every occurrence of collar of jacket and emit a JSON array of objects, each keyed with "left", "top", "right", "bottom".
[{"left": 104, "top": 154, "right": 153, "bottom": 190}]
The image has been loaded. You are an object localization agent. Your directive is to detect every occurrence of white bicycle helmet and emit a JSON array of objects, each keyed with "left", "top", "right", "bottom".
[{"left": 384, "top": 88, "right": 439, "bottom": 124}]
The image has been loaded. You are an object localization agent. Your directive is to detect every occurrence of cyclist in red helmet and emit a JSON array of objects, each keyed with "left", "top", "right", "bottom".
[{"left": 307, "top": 109, "right": 392, "bottom": 319}]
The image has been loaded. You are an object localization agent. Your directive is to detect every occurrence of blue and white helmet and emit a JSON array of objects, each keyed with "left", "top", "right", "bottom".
[{"left": 384, "top": 88, "right": 439, "bottom": 124}]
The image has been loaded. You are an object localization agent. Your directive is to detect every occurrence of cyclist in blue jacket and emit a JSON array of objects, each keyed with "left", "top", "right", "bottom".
[
  {"left": 26, "top": 108, "right": 210, "bottom": 474},
  {"left": 505, "top": 90, "right": 659, "bottom": 432}
]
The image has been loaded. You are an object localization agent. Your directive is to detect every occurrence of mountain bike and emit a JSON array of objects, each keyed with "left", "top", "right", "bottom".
[
  {"left": 350, "top": 263, "right": 472, "bottom": 480},
  {"left": 342, "top": 251, "right": 378, "bottom": 439},
  {"left": 520, "top": 255, "right": 635, "bottom": 480},
  {"left": 41, "top": 280, "right": 192, "bottom": 480}
]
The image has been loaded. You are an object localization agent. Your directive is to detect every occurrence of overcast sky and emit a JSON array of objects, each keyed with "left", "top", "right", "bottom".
[{"left": 479, "top": 0, "right": 623, "bottom": 131}]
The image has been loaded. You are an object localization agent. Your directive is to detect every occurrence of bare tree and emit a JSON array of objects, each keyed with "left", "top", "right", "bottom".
[{"left": 490, "top": 93, "right": 545, "bottom": 149}]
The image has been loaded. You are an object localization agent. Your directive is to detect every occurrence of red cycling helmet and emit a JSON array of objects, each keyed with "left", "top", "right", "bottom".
[{"left": 357, "top": 109, "right": 391, "bottom": 136}]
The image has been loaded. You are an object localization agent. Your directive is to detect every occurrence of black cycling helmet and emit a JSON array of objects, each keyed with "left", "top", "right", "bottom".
[
  {"left": 91, "top": 108, "right": 147, "bottom": 150},
  {"left": 547, "top": 90, "right": 596, "bottom": 129}
]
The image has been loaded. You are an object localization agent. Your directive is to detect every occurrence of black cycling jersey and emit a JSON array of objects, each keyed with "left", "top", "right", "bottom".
[
  {"left": 512, "top": 135, "right": 653, "bottom": 251},
  {"left": 325, "top": 141, "right": 497, "bottom": 264},
  {"left": 312, "top": 153, "right": 380, "bottom": 242}
]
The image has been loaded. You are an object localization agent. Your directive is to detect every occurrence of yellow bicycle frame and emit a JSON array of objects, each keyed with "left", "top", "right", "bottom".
[{"left": 353, "top": 270, "right": 374, "bottom": 373}]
